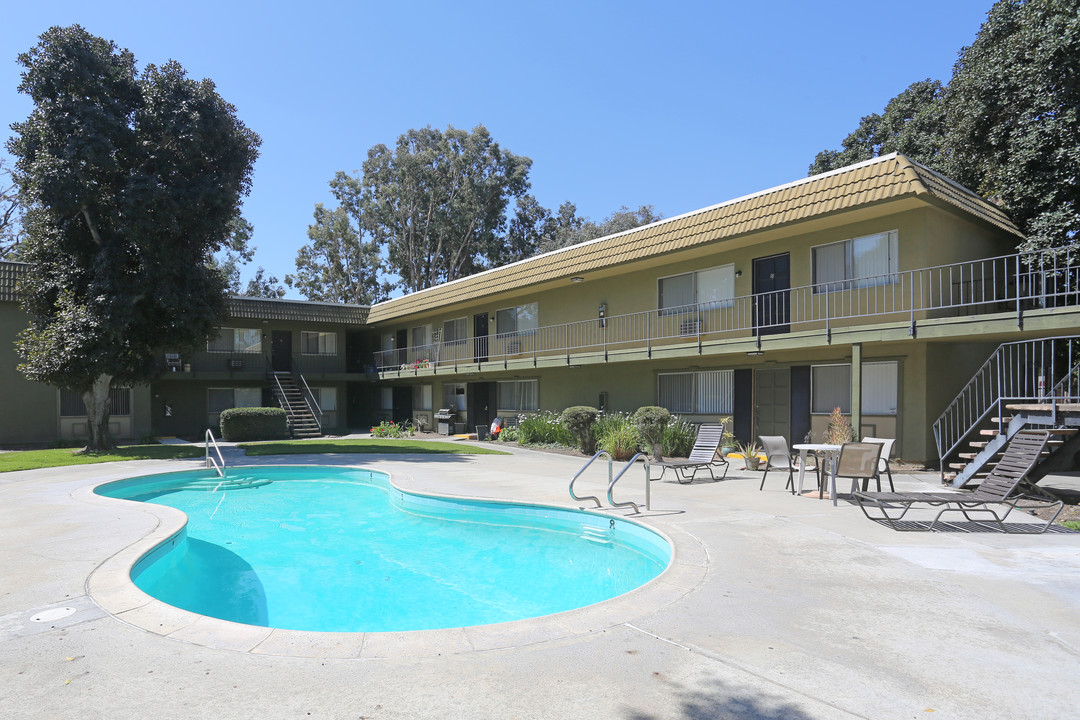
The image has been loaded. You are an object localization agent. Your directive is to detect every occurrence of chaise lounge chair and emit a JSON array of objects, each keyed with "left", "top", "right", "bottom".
[
  {"left": 853, "top": 430, "right": 1063, "bottom": 533},
  {"left": 652, "top": 423, "right": 729, "bottom": 484}
]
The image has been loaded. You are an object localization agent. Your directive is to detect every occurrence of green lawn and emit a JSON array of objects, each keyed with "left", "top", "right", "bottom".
[
  {"left": 238, "top": 438, "right": 510, "bottom": 456},
  {"left": 0, "top": 444, "right": 205, "bottom": 473}
]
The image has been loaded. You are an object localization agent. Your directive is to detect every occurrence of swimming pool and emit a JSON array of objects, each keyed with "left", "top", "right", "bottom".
[{"left": 95, "top": 466, "right": 671, "bottom": 632}]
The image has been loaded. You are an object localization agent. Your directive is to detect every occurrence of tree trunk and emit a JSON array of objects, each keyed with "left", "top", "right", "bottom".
[{"left": 82, "top": 374, "right": 115, "bottom": 452}]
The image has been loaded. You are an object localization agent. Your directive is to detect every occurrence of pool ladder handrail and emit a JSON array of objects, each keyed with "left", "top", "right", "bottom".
[
  {"left": 608, "top": 453, "right": 650, "bottom": 514},
  {"left": 570, "top": 451, "right": 652, "bottom": 513},
  {"left": 569, "top": 450, "right": 611, "bottom": 508},
  {"left": 205, "top": 428, "right": 226, "bottom": 478}
]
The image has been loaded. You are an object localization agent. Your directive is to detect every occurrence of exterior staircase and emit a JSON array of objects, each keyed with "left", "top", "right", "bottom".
[
  {"left": 268, "top": 371, "right": 322, "bottom": 439},
  {"left": 934, "top": 336, "right": 1080, "bottom": 487}
]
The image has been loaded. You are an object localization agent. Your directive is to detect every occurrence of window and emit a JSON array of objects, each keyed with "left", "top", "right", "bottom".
[
  {"left": 410, "top": 325, "right": 431, "bottom": 349},
  {"left": 496, "top": 303, "right": 538, "bottom": 337},
  {"left": 657, "top": 370, "right": 733, "bottom": 414},
  {"left": 380, "top": 387, "right": 394, "bottom": 411},
  {"left": 443, "top": 317, "right": 468, "bottom": 345},
  {"left": 301, "top": 331, "right": 337, "bottom": 355},
  {"left": 412, "top": 384, "right": 433, "bottom": 411},
  {"left": 812, "top": 230, "right": 898, "bottom": 292},
  {"left": 658, "top": 265, "right": 735, "bottom": 313},
  {"left": 381, "top": 333, "right": 395, "bottom": 351},
  {"left": 443, "top": 383, "right": 466, "bottom": 412},
  {"left": 59, "top": 388, "right": 132, "bottom": 417},
  {"left": 207, "top": 328, "right": 261, "bottom": 353},
  {"left": 208, "top": 387, "right": 262, "bottom": 415},
  {"left": 497, "top": 380, "right": 539, "bottom": 412},
  {"left": 811, "top": 362, "right": 898, "bottom": 415},
  {"left": 310, "top": 387, "right": 337, "bottom": 412}
]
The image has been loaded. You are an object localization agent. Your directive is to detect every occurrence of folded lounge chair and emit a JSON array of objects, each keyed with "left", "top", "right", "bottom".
[
  {"left": 652, "top": 423, "right": 729, "bottom": 484},
  {"left": 853, "top": 430, "right": 1063, "bottom": 533}
]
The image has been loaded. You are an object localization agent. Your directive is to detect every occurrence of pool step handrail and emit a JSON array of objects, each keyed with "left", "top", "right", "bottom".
[
  {"left": 205, "top": 428, "right": 226, "bottom": 478},
  {"left": 570, "top": 451, "right": 611, "bottom": 508},
  {"left": 608, "top": 453, "right": 651, "bottom": 513}
]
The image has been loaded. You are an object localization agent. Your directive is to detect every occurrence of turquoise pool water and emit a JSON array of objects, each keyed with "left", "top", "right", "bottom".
[{"left": 96, "top": 466, "right": 670, "bottom": 632}]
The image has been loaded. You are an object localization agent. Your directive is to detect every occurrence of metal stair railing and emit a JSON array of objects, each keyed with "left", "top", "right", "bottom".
[
  {"left": 934, "top": 335, "right": 1080, "bottom": 485},
  {"left": 297, "top": 372, "right": 323, "bottom": 434}
]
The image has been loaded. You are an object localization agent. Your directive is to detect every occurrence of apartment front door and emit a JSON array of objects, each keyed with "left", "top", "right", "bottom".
[
  {"left": 752, "top": 253, "right": 790, "bottom": 336},
  {"left": 271, "top": 331, "right": 292, "bottom": 371},
  {"left": 754, "top": 367, "right": 791, "bottom": 440}
]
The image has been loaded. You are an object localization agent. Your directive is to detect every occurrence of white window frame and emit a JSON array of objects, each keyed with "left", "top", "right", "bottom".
[
  {"left": 657, "top": 369, "right": 734, "bottom": 414},
  {"left": 497, "top": 379, "right": 539, "bottom": 413},
  {"left": 412, "top": 384, "right": 433, "bottom": 411},
  {"left": 208, "top": 387, "right": 262, "bottom": 416},
  {"left": 812, "top": 230, "right": 899, "bottom": 293},
  {"left": 301, "top": 331, "right": 337, "bottom": 356},
  {"left": 310, "top": 387, "right": 337, "bottom": 413},
  {"left": 496, "top": 303, "right": 538, "bottom": 337},
  {"left": 443, "top": 383, "right": 466, "bottom": 412},
  {"left": 442, "top": 317, "right": 468, "bottom": 346},
  {"left": 657, "top": 264, "right": 735, "bottom": 314},
  {"left": 59, "top": 387, "right": 133, "bottom": 417},
  {"left": 410, "top": 324, "right": 432, "bottom": 349},
  {"left": 207, "top": 327, "right": 262, "bottom": 353},
  {"left": 810, "top": 362, "right": 898, "bottom": 415}
]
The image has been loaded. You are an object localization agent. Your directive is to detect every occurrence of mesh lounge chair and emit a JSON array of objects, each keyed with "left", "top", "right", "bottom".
[
  {"left": 652, "top": 423, "right": 728, "bottom": 484},
  {"left": 758, "top": 435, "right": 817, "bottom": 494},
  {"left": 853, "top": 430, "right": 1063, "bottom": 533},
  {"left": 860, "top": 436, "right": 896, "bottom": 491}
]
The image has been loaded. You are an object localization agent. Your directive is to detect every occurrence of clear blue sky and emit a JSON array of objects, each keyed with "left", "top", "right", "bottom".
[{"left": 1, "top": 0, "right": 994, "bottom": 298}]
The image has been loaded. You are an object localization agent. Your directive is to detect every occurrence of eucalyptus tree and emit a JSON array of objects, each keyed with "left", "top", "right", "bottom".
[
  {"left": 7, "top": 25, "right": 260, "bottom": 450},
  {"left": 352, "top": 124, "right": 532, "bottom": 292},
  {"left": 286, "top": 203, "right": 390, "bottom": 304}
]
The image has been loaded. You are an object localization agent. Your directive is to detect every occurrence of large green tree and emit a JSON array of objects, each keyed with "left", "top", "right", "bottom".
[
  {"left": 351, "top": 124, "right": 532, "bottom": 292},
  {"left": 810, "top": 0, "right": 1079, "bottom": 252},
  {"left": 286, "top": 203, "right": 390, "bottom": 304},
  {"left": 7, "top": 25, "right": 260, "bottom": 450},
  {"left": 944, "top": 0, "right": 1080, "bottom": 252}
]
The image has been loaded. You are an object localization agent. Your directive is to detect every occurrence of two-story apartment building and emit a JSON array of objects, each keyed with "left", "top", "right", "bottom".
[{"left": 3, "top": 154, "right": 1078, "bottom": 466}]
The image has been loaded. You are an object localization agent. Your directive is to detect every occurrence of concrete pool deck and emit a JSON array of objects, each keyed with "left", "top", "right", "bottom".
[{"left": 2, "top": 443, "right": 1080, "bottom": 719}]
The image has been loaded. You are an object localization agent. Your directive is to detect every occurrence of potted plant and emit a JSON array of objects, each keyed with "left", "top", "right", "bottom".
[
  {"left": 720, "top": 429, "right": 736, "bottom": 458},
  {"left": 736, "top": 440, "right": 762, "bottom": 470}
]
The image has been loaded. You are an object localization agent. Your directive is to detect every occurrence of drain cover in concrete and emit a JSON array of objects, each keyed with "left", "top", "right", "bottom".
[{"left": 31, "top": 607, "right": 78, "bottom": 623}]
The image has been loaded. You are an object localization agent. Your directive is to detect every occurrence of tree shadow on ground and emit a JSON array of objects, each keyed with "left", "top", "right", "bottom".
[{"left": 623, "top": 676, "right": 823, "bottom": 720}]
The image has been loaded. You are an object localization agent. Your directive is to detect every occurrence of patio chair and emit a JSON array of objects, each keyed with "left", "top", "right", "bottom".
[
  {"left": 832, "top": 442, "right": 884, "bottom": 497},
  {"left": 861, "top": 436, "right": 896, "bottom": 491},
  {"left": 853, "top": 430, "right": 1063, "bottom": 533},
  {"left": 652, "top": 423, "right": 728, "bottom": 484},
  {"left": 758, "top": 435, "right": 817, "bottom": 494}
]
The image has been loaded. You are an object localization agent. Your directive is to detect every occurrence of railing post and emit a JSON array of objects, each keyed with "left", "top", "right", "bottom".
[
  {"left": 825, "top": 289, "right": 831, "bottom": 343},
  {"left": 565, "top": 325, "right": 570, "bottom": 365},
  {"left": 647, "top": 311, "right": 652, "bottom": 358}
]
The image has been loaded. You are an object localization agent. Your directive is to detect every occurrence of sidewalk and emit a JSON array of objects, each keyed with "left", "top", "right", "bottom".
[{"left": 2, "top": 444, "right": 1079, "bottom": 719}]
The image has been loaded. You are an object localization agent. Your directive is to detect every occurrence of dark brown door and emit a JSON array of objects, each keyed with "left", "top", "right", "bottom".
[
  {"left": 473, "top": 313, "right": 489, "bottom": 363},
  {"left": 753, "top": 253, "right": 790, "bottom": 336},
  {"left": 271, "top": 331, "right": 292, "bottom": 371}
]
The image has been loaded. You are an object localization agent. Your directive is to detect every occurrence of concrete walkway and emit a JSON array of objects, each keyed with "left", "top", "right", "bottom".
[{"left": 2, "top": 443, "right": 1079, "bottom": 719}]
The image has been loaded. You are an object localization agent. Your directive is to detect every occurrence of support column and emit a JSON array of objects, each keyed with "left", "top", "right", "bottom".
[{"left": 851, "top": 343, "right": 863, "bottom": 439}]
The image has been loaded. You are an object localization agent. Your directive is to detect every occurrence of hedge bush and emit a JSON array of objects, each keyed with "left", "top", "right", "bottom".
[
  {"left": 560, "top": 405, "right": 599, "bottom": 453},
  {"left": 219, "top": 407, "right": 288, "bottom": 442}
]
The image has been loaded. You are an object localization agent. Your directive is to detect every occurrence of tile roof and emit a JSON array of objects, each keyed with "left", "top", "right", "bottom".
[
  {"left": 367, "top": 153, "right": 1022, "bottom": 323},
  {"left": 0, "top": 261, "right": 368, "bottom": 324},
  {"left": 226, "top": 296, "right": 369, "bottom": 324},
  {"left": 0, "top": 261, "right": 21, "bottom": 303}
]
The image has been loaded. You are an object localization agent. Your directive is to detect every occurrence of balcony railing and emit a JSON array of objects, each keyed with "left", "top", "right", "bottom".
[
  {"left": 157, "top": 351, "right": 346, "bottom": 376},
  {"left": 375, "top": 248, "right": 1080, "bottom": 373}
]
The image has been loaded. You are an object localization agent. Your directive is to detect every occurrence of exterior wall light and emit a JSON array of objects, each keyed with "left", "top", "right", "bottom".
[{"left": 571, "top": 276, "right": 584, "bottom": 283}]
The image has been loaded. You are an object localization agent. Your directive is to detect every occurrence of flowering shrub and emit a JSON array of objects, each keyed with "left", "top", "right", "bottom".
[
  {"left": 518, "top": 411, "right": 575, "bottom": 447},
  {"left": 369, "top": 420, "right": 414, "bottom": 439},
  {"left": 595, "top": 412, "right": 642, "bottom": 460},
  {"left": 662, "top": 417, "right": 697, "bottom": 458}
]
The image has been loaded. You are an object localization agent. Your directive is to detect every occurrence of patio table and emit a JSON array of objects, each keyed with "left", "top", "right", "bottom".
[{"left": 792, "top": 443, "right": 842, "bottom": 506}]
